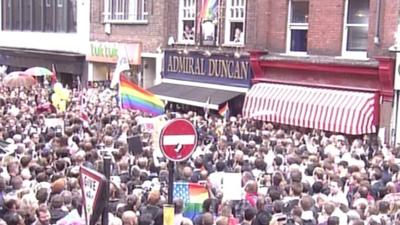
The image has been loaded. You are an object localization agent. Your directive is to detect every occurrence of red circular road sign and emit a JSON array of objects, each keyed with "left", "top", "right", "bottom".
[{"left": 159, "top": 119, "right": 198, "bottom": 161}]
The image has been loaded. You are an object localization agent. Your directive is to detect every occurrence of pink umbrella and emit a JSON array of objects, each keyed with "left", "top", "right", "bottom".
[{"left": 3, "top": 71, "right": 37, "bottom": 88}]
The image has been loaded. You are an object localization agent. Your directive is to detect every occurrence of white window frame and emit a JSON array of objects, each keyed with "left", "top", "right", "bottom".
[
  {"left": 57, "top": 0, "right": 63, "bottom": 7},
  {"left": 224, "top": 0, "right": 246, "bottom": 46},
  {"left": 341, "top": 0, "right": 369, "bottom": 59},
  {"left": 286, "top": 0, "right": 309, "bottom": 55},
  {"left": 103, "top": 0, "right": 148, "bottom": 24},
  {"left": 178, "top": 0, "right": 196, "bottom": 44}
]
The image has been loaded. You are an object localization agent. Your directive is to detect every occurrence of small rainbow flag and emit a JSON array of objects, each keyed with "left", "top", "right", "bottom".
[
  {"left": 200, "top": 0, "right": 218, "bottom": 21},
  {"left": 219, "top": 102, "right": 229, "bottom": 117},
  {"left": 173, "top": 182, "right": 209, "bottom": 220},
  {"left": 119, "top": 76, "right": 164, "bottom": 116}
]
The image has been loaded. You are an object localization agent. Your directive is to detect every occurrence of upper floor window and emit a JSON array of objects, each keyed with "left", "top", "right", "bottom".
[
  {"left": 224, "top": 0, "right": 246, "bottom": 45},
  {"left": 1, "top": 0, "right": 77, "bottom": 33},
  {"left": 286, "top": 0, "right": 309, "bottom": 54},
  {"left": 104, "top": 0, "right": 148, "bottom": 23},
  {"left": 342, "top": 0, "right": 369, "bottom": 58},
  {"left": 178, "top": 0, "right": 196, "bottom": 44}
]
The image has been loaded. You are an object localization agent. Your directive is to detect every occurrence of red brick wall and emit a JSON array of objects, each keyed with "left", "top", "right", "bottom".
[
  {"left": 90, "top": 0, "right": 167, "bottom": 53},
  {"left": 368, "top": 0, "right": 398, "bottom": 57},
  {"left": 263, "top": 0, "right": 398, "bottom": 58},
  {"left": 308, "top": 0, "right": 344, "bottom": 56},
  {"left": 266, "top": 0, "right": 288, "bottom": 53},
  {"left": 163, "top": 0, "right": 266, "bottom": 52},
  {"left": 90, "top": 0, "right": 398, "bottom": 56}
]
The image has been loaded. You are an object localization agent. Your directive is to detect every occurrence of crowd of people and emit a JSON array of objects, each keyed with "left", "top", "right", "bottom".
[{"left": 0, "top": 81, "right": 399, "bottom": 225}]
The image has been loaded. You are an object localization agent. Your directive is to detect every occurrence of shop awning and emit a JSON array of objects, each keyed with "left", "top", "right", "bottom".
[
  {"left": 243, "top": 83, "right": 377, "bottom": 135},
  {"left": 147, "top": 83, "right": 242, "bottom": 110}
]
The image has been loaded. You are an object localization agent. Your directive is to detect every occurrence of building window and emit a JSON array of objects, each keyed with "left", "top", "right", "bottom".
[
  {"left": 57, "top": 0, "right": 64, "bottom": 7},
  {"left": 286, "top": 0, "right": 309, "bottom": 53},
  {"left": 1, "top": 0, "right": 77, "bottom": 33},
  {"left": 342, "top": 0, "right": 369, "bottom": 57},
  {"left": 225, "top": 0, "right": 246, "bottom": 45},
  {"left": 104, "top": 0, "right": 148, "bottom": 23},
  {"left": 178, "top": 0, "right": 196, "bottom": 43}
]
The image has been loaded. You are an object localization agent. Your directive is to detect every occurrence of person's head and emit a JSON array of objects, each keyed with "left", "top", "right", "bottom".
[
  {"left": 329, "top": 180, "right": 341, "bottom": 195},
  {"left": 216, "top": 161, "right": 225, "bottom": 172},
  {"left": 327, "top": 216, "right": 339, "bottom": 225},
  {"left": 256, "top": 198, "right": 265, "bottom": 211},
  {"left": 216, "top": 216, "right": 228, "bottom": 225},
  {"left": 126, "top": 194, "right": 138, "bottom": 209},
  {"left": 194, "top": 157, "right": 204, "bottom": 169},
  {"left": 244, "top": 207, "right": 257, "bottom": 221},
  {"left": 378, "top": 201, "right": 390, "bottom": 214},
  {"left": 245, "top": 180, "right": 258, "bottom": 193},
  {"left": 147, "top": 191, "right": 160, "bottom": 205},
  {"left": 50, "top": 194, "right": 64, "bottom": 209},
  {"left": 36, "top": 188, "right": 49, "bottom": 204},
  {"left": 201, "top": 213, "right": 214, "bottom": 225},
  {"left": 300, "top": 195, "right": 314, "bottom": 211},
  {"left": 121, "top": 210, "right": 137, "bottom": 225},
  {"left": 10, "top": 176, "right": 23, "bottom": 190},
  {"left": 174, "top": 198, "right": 184, "bottom": 214},
  {"left": 5, "top": 212, "right": 24, "bottom": 225},
  {"left": 184, "top": 24, "right": 192, "bottom": 31},
  {"left": 61, "top": 191, "right": 72, "bottom": 205},
  {"left": 35, "top": 204, "right": 50, "bottom": 225},
  {"left": 183, "top": 166, "right": 193, "bottom": 181},
  {"left": 323, "top": 202, "right": 335, "bottom": 216}
]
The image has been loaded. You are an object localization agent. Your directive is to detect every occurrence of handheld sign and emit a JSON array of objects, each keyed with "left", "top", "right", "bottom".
[
  {"left": 80, "top": 166, "right": 108, "bottom": 225},
  {"left": 159, "top": 119, "right": 198, "bottom": 161}
]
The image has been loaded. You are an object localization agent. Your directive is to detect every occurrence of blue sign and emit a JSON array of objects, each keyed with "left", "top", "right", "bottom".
[{"left": 163, "top": 50, "right": 252, "bottom": 88}]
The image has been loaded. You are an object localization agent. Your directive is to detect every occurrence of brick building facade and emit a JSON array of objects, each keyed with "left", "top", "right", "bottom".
[
  {"left": 86, "top": 0, "right": 399, "bottom": 139},
  {"left": 245, "top": 0, "right": 399, "bottom": 141},
  {"left": 88, "top": 0, "right": 169, "bottom": 88}
]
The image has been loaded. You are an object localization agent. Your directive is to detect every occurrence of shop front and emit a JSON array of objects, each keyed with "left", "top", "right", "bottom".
[
  {"left": 86, "top": 41, "right": 141, "bottom": 87},
  {"left": 148, "top": 49, "right": 252, "bottom": 115},
  {"left": 244, "top": 51, "right": 394, "bottom": 139},
  {"left": 0, "top": 47, "right": 85, "bottom": 87}
]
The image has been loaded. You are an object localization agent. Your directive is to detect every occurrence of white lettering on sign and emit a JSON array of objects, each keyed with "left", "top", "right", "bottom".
[{"left": 82, "top": 173, "right": 100, "bottom": 225}]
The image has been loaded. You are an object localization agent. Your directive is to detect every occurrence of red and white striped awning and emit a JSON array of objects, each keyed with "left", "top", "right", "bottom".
[{"left": 243, "top": 83, "right": 378, "bottom": 135}]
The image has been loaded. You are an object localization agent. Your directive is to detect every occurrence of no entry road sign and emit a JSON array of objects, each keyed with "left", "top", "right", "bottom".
[{"left": 159, "top": 119, "right": 198, "bottom": 161}]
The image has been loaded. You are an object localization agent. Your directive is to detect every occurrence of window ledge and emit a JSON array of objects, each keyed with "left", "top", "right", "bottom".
[
  {"left": 175, "top": 41, "right": 196, "bottom": 46},
  {"left": 282, "top": 52, "right": 308, "bottom": 57},
  {"left": 103, "top": 20, "right": 148, "bottom": 25},
  {"left": 339, "top": 51, "right": 369, "bottom": 60},
  {"left": 221, "top": 43, "right": 245, "bottom": 48}
]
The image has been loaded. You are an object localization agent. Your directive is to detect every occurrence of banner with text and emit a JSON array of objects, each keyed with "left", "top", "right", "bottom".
[{"left": 163, "top": 50, "right": 252, "bottom": 88}]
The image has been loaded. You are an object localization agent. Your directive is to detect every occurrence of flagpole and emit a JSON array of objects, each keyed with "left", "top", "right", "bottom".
[{"left": 118, "top": 75, "right": 123, "bottom": 110}]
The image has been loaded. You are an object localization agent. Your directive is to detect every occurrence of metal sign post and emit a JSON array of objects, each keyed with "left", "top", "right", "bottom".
[
  {"left": 159, "top": 119, "right": 198, "bottom": 205},
  {"left": 101, "top": 156, "right": 111, "bottom": 225}
]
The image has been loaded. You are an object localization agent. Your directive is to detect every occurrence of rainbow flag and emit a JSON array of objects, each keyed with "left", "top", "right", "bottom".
[
  {"left": 173, "top": 182, "right": 209, "bottom": 220},
  {"left": 119, "top": 76, "right": 164, "bottom": 116},
  {"left": 219, "top": 102, "right": 229, "bottom": 117},
  {"left": 200, "top": 0, "right": 218, "bottom": 21}
]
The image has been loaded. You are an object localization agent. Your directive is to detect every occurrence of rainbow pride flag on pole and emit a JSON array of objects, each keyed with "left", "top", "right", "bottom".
[
  {"left": 200, "top": 0, "right": 218, "bottom": 21},
  {"left": 119, "top": 76, "right": 165, "bottom": 116},
  {"left": 173, "top": 182, "right": 209, "bottom": 220},
  {"left": 219, "top": 102, "right": 229, "bottom": 118}
]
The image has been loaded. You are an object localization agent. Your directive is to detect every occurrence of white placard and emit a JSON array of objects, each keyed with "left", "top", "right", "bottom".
[
  {"left": 223, "top": 173, "right": 242, "bottom": 201},
  {"left": 44, "top": 118, "right": 64, "bottom": 130},
  {"left": 81, "top": 173, "right": 100, "bottom": 225},
  {"left": 395, "top": 52, "right": 400, "bottom": 90}
]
